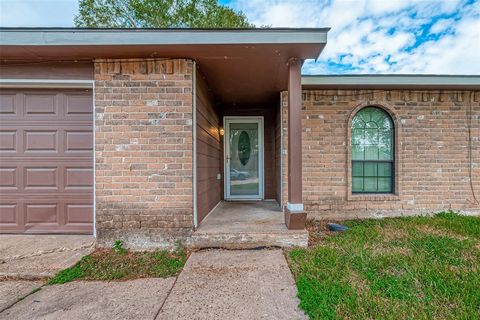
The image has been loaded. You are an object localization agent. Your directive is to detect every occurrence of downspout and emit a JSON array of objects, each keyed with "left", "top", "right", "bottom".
[{"left": 192, "top": 61, "right": 198, "bottom": 229}]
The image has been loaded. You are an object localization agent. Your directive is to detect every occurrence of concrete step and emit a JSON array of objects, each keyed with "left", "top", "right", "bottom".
[{"left": 189, "top": 230, "right": 309, "bottom": 249}]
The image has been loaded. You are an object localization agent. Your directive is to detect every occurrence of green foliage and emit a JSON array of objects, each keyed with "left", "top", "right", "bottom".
[
  {"left": 112, "top": 239, "right": 127, "bottom": 254},
  {"left": 48, "top": 256, "right": 90, "bottom": 285},
  {"left": 47, "top": 248, "right": 186, "bottom": 285},
  {"left": 75, "top": 0, "right": 253, "bottom": 28},
  {"left": 287, "top": 213, "right": 480, "bottom": 320}
]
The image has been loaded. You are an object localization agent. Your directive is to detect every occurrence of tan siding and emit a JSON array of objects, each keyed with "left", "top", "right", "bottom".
[{"left": 196, "top": 70, "right": 221, "bottom": 224}]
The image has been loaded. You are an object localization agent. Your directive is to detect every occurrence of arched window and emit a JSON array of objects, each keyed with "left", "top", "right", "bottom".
[{"left": 351, "top": 107, "right": 394, "bottom": 193}]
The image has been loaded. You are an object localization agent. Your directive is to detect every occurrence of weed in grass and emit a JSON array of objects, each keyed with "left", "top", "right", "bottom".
[{"left": 112, "top": 240, "right": 127, "bottom": 255}]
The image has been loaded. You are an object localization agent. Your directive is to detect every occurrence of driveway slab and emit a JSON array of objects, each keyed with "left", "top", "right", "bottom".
[
  {"left": 157, "top": 249, "right": 306, "bottom": 320},
  {"left": 1, "top": 278, "right": 175, "bottom": 320},
  {"left": 0, "top": 280, "right": 44, "bottom": 312},
  {"left": 0, "top": 235, "right": 94, "bottom": 278}
]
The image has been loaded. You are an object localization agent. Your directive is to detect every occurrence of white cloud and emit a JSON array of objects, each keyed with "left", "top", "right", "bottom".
[
  {"left": 429, "top": 18, "right": 455, "bottom": 34},
  {"left": 232, "top": 0, "right": 480, "bottom": 75}
]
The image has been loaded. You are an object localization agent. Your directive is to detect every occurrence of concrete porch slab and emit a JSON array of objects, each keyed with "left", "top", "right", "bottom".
[
  {"left": 190, "top": 201, "right": 308, "bottom": 249},
  {"left": 157, "top": 249, "right": 307, "bottom": 320},
  {"left": 0, "top": 235, "right": 94, "bottom": 279}
]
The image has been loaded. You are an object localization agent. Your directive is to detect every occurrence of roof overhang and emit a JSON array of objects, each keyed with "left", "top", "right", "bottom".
[
  {"left": 0, "top": 28, "right": 329, "bottom": 106},
  {"left": 302, "top": 75, "right": 480, "bottom": 90}
]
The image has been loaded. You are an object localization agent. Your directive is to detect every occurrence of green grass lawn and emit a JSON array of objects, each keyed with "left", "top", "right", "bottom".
[
  {"left": 286, "top": 212, "right": 480, "bottom": 320},
  {"left": 48, "top": 243, "right": 186, "bottom": 285}
]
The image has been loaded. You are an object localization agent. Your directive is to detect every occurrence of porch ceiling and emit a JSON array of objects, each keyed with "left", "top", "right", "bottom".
[{"left": 0, "top": 28, "right": 329, "bottom": 107}]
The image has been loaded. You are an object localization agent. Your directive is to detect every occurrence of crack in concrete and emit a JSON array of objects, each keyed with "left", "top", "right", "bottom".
[
  {"left": 153, "top": 253, "right": 190, "bottom": 320},
  {"left": 0, "top": 283, "right": 45, "bottom": 315},
  {"left": 0, "top": 243, "right": 94, "bottom": 263}
]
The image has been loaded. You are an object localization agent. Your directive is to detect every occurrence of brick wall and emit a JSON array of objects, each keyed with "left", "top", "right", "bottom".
[
  {"left": 94, "top": 58, "right": 194, "bottom": 248},
  {"left": 281, "top": 89, "right": 480, "bottom": 219}
]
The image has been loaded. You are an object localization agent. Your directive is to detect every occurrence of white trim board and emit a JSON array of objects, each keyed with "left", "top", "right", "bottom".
[
  {"left": 0, "top": 79, "right": 94, "bottom": 88},
  {"left": 192, "top": 62, "right": 198, "bottom": 229}
]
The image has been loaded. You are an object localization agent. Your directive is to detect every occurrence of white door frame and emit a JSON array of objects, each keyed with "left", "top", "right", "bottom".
[{"left": 224, "top": 116, "right": 264, "bottom": 200}]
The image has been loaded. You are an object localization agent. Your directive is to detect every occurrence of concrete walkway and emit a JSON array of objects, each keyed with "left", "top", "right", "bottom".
[
  {"left": 0, "top": 249, "right": 306, "bottom": 320},
  {"left": 0, "top": 235, "right": 94, "bottom": 279},
  {"left": 157, "top": 249, "right": 306, "bottom": 320}
]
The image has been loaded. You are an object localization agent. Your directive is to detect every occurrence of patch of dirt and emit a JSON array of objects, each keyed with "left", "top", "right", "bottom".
[
  {"left": 378, "top": 225, "right": 409, "bottom": 242},
  {"left": 306, "top": 219, "right": 345, "bottom": 246}
]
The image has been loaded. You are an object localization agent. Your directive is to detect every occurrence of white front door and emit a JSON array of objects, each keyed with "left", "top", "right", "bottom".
[{"left": 224, "top": 117, "right": 264, "bottom": 200}]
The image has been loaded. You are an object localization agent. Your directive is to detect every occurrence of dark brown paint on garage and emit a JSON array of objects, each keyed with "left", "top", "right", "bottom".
[
  {"left": 0, "top": 88, "right": 94, "bottom": 234},
  {"left": 0, "top": 62, "right": 94, "bottom": 80},
  {"left": 196, "top": 69, "right": 222, "bottom": 225}
]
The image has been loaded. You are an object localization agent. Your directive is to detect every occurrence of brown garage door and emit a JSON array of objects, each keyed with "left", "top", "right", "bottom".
[{"left": 0, "top": 88, "right": 93, "bottom": 234}]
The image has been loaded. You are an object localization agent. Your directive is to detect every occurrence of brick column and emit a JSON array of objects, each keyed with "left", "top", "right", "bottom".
[{"left": 285, "top": 58, "right": 307, "bottom": 229}]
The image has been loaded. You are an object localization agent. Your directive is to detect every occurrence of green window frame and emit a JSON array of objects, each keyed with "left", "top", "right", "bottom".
[{"left": 351, "top": 107, "right": 394, "bottom": 193}]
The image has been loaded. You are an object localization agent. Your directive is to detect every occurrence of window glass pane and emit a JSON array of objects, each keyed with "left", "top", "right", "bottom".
[
  {"left": 379, "top": 116, "right": 393, "bottom": 129},
  {"left": 362, "top": 108, "right": 375, "bottom": 121},
  {"left": 364, "top": 163, "right": 377, "bottom": 176},
  {"left": 364, "top": 129, "right": 378, "bottom": 145},
  {"left": 379, "top": 129, "right": 392, "bottom": 145},
  {"left": 352, "top": 177, "right": 364, "bottom": 192},
  {"left": 352, "top": 117, "right": 365, "bottom": 129},
  {"left": 364, "top": 177, "right": 377, "bottom": 192},
  {"left": 378, "top": 178, "right": 392, "bottom": 192},
  {"left": 351, "top": 129, "right": 364, "bottom": 145},
  {"left": 364, "top": 146, "right": 379, "bottom": 160},
  {"left": 379, "top": 145, "right": 393, "bottom": 160},
  {"left": 352, "top": 145, "right": 364, "bottom": 160},
  {"left": 378, "top": 163, "right": 392, "bottom": 177},
  {"left": 352, "top": 162, "right": 363, "bottom": 176},
  {"left": 351, "top": 107, "right": 394, "bottom": 194}
]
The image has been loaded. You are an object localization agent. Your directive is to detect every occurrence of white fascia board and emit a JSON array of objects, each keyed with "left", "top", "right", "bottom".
[{"left": 0, "top": 29, "right": 328, "bottom": 46}]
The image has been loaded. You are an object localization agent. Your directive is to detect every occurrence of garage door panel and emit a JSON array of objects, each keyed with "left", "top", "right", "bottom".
[
  {"left": 1, "top": 161, "right": 92, "bottom": 193},
  {"left": 0, "top": 88, "right": 93, "bottom": 234},
  {"left": 0, "top": 204, "right": 18, "bottom": 224},
  {"left": 24, "top": 167, "right": 59, "bottom": 190},
  {"left": 24, "top": 130, "right": 58, "bottom": 152},
  {"left": 0, "top": 130, "right": 17, "bottom": 151},
  {"left": 66, "top": 203, "right": 93, "bottom": 224},
  {"left": 65, "top": 130, "right": 93, "bottom": 152},
  {"left": 0, "top": 167, "right": 18, "bottom": 190},
  {"left": 0, "top": 93, "right": 16, "bottom": 113},
  {"left": 0, "top": 126, "right": 92, "bottom": 158},
  {"left": 24, "top": 93, "right": 57, "bottom": 116},
  {"left": 25, "top": 203, "right": 58, "bottom": 224},
  {"left": 65, "top": 167, "right": 94, "bottom": 191},
  {"left": 65, "top": 94, "right": 93, "bottom": 118}
]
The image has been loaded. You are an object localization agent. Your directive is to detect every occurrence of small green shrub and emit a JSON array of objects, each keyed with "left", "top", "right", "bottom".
[{"left": 112, "top": 240, "right": 127, "bottom": 254}]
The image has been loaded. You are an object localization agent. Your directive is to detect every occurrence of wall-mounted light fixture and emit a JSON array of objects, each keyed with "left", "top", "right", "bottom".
[{"left": 219, "top": 127, "right": 225, "bottom": 136}]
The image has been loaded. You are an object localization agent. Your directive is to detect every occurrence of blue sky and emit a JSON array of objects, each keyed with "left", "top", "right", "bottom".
[{"left": 1, "top": 0, "right": 479, "bottom": 74}]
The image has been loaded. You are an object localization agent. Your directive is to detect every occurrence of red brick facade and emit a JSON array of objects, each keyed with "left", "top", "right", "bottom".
[
  {"left": 281, "top": 90, "right": 480, "bottom": 219},
  {"left": 94, "top": 59, "right": 194, "bottom": 248}
]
